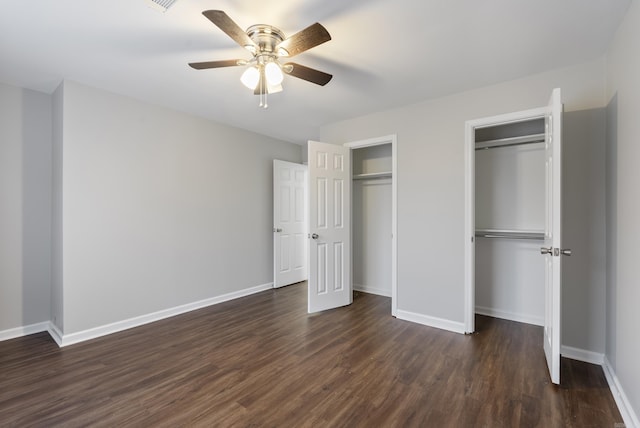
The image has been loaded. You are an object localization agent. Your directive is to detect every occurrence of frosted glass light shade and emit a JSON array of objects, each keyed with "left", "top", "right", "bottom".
[
  {"left": 265, "top": 62, "right": 284, "bottom": 86},
  {"left": 240, "top": 66, "right": 260, "bottom": 89}
]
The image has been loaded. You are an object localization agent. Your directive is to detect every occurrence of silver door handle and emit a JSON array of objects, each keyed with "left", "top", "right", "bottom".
[
  {"left": 273, "top": 228, "right": 282, "bottom": 232},
  {"left": 560, "top": 249, "right": 572, "bottom": 256},
  {"left": 311, "top": 233, "right": 319, "bottom": 240},
  {"left": 540, "top": 247, "right": 553, "bottom": 255}
]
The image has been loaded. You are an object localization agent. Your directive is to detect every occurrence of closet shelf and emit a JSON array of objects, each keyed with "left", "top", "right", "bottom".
[
  {"left": 353, "top": 171, "right": 392, "bottom": 180},
  {"left": 475, "top": 229, "right": 545, "bottom": 241},
  {"left": 475, "top": 133, "right": 545, "bottom": 151}
]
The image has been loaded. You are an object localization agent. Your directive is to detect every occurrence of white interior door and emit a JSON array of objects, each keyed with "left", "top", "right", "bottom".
[
  {"left": 307, "top": 140, "right": 351, "bottom": 313},
  {"left": 542, "top": 88, "right": 563, "bottom": 384},
  {"left": 273, "top": 160, "right": 308, "bottom": 288}
]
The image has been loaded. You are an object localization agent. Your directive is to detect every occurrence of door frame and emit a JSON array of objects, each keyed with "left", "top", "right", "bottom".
[
  {"left": 344, "top": 135, "right": 398, "bottom": 316},
  {"left": 463, "top": 108, "right": 547, "bottom": 333}
]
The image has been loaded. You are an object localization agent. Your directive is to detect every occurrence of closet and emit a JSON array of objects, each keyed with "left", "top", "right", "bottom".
[
  {"left": 352, "top": 143, "right": 393, "bottom": 297},
  {"left": 474, "top": 118, "right": 546, "bottom": 325}
]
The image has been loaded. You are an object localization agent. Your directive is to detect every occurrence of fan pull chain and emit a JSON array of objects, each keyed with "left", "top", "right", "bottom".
[
  {"left": 258, "top": 68, "right": 263, "bottom": 107},
  {"left": 262, "top": 71, "right": 268, "bottom": 109},
  {"left": 257, "top": 69, "right": 268, "bottom": 109}
]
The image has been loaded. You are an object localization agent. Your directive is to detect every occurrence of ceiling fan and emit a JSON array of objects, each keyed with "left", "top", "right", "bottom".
[{"left": 189, "top": 10, "right": 333, "bottom": 108}]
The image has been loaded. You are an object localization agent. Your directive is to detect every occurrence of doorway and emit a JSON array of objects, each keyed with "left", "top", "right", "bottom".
[
  {"left": 345, "top": 135, "right": 398, "bottom": 316},
  {"left": 302, "top": 135, "right": 397, "bottom": 316},
  {"left": 463, "top": 88, "right": 564, "bottom": 384},
  {"left": 464, "top": 107, "right": 548, "bottom": 333},
  {"left": 282, "top": 135, "right": 398, "bottom": 316}
]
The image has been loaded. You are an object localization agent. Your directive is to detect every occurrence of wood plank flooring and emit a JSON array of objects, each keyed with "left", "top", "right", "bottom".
[{"left": 0, "top": 282, "right": 623, "bottom": 427}]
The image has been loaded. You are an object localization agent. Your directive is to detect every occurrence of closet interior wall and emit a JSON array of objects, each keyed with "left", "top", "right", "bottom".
[
  {"left": 352, "top": 144, "right": 392, "bottom": 297},
  {"left": 475, "top": 119, "right": 546, "bottom": 325}
]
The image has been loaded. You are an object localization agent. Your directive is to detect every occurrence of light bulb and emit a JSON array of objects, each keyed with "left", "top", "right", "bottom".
[
  {"left": 265, "top": 62, "right": 284, "bottom": 86},
  {"left": 240, "top": 66, "right": 260, "bottom": 90},
  {"left": 267, "top": 83, "right": 283, "bottom": 94}
]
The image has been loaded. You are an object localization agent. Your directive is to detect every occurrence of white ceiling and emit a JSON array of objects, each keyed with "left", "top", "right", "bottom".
[{"left": 0, "top": 0, "right": 630, "bottom": 144}]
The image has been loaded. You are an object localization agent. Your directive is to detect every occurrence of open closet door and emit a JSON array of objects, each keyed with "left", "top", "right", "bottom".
[
  {"left": 307, "top": 140, "right": 352, "bottom": 313},
  {"left": 542, "top": 88, "right": 563, "bottom": 384}
]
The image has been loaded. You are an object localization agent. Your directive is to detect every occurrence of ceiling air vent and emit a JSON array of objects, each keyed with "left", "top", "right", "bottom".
[{"left": 145, "top": 0, "right": 179, "bottom": 12}]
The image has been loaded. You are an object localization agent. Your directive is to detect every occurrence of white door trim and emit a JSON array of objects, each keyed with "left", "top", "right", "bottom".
[
  {"left": 344, "top": 135, "right": 398, "bottom": 317},
  {"left": 463, "top": 108, "right": 546, "bottom": 333}
]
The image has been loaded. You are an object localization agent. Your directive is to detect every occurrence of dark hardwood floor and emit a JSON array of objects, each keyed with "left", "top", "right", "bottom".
[{"left": 0, "top": 282, "right": 622, "bottom": 427}]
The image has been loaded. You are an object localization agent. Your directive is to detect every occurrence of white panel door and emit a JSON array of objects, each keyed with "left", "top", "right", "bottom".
[
  {"left": 542, "top": 88, "right": 563, "bottom": 384},
  {"left": 308, "top": 141, "right": 351, "bottom": 313},
  {"left": 273, "top": 160, "right": 308, "bottom": 288}
]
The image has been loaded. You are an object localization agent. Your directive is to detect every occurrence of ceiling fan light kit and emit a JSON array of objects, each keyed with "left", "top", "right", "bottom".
[
  {"left": 265, "top": 62, "right": 284, "bottom": 86},
  {"left": 189, "top": 10, "right": 332, "bottom": 109},
  {"left": 240, "top": 67, "right": 260, "bottom": 89}
]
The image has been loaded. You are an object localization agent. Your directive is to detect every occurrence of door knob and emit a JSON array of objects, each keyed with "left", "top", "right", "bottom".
[
  {"left": 311, "top": 233, "right": 319, "bottom": 240},
  {"left": 540, "top": 247, "right": 553, "bottom": 255},
  {"left": 273, "top": 228, "right": 282, "bottom": 232},
  {"left": 560, "top": 249, "right": 572, "bottom": 256}
]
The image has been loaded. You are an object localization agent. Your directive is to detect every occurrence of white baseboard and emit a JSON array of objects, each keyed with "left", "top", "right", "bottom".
[
  {"left": 475, "top": 306, "right": 543, "bottom": 326},
  {"left": 603, "top": 356, "right": 640, "bottom": 428},
  {"left": 396, "top": 309, "right": 466, "bottom": 334},
  {"left": 57, "top": 282, "right": 273, "bottom": 347},
  {"left": 560, "top": 345, "right": 604, "bottom": 365},
  {"left": 354, "top": 283, "right": 391, "bottom": 297},
  {"left": 0, "top": 282, "right": 273, "bottom": 347},
  {"left": 47, "top": 322, "right": 64, "bottom": 347},
  {"left": 0, "top": 321, "right": 50, "bottom": 342}
]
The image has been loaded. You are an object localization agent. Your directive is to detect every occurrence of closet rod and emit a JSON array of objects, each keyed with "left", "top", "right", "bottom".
[
  {"left": 353, "top": 172, "right": 392, "bottom": 180},
  {"left": 475, "top": 231, "right": 545, "bottom": 240},
  {"left": 475, "top": 140, "right": 544, "bottom": 151},
  {"left": 475, "top": 133, "right": 545, "bottom": 151}
]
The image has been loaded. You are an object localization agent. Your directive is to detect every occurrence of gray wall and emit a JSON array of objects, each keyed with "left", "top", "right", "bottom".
[
  {"left": 51, "top": 83, "right": 64, "bottom": 331},
  {"left": 606, "top": 0, "right": 640, "bottom": 419},
  {"left": 605, "top": 93, "right": 618, "bottom": 383},
  {"left": 562, "top": 109, "right": 606, "bottom": 353},
  {"left": 320, "top": 58, "right": 607, "bottom": 332},
  {"left": 53, "top": 81, "right": 302, "bottom": 334},
  {"left": 0, "top": 82, "right": 52, "bottom": 331}
]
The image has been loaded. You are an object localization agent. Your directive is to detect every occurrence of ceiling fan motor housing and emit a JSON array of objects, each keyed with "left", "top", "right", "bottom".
[{"left": 246, "top": 25, "right": 286, "bottom": 56}]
